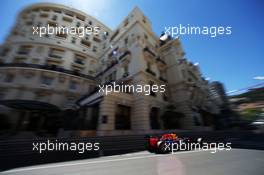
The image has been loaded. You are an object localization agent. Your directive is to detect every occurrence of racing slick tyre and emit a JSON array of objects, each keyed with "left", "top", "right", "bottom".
[{"left": 158, "top": 142, "right": 171, "bottom": 154}]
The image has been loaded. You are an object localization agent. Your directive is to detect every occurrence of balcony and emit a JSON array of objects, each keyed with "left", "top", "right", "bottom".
[
  {"left": 156, "top": 57, "right": 166, "bottom": 65},
  {"left": 72, "top": 60, "right": 85, "bottom": 70},
  {"left": 96, "top": 60, "right": 118, "bottom": 77},
  {"left": 159, "top": 76, "right": 168, "bottom": 83},
  {"left": 17, "top": 51, "right": 29, "bottom": 55},
  {"left": 56, "top": 33, "right": 67, "bottom": 39},
  {"left": 62, "top": 16, "right": 73, "bottom": 23},
  {"left": 47, "top": 54, "right": 64, "bottom": 63},
  {"left": 13, "top": 57, "right": 27, "bottom": 63},
  {"left": 143, "top": 47, "right": 156, "bottom": 57},
  {"left": 0, "top": 63, "right": 95, "bottom": 80},
  {"left": 143, "top": 47, "right": 156, "bottom": 63},
  {"left": 81, "top": 40, "right": 91, "bottom": 48},
  {"left": 119, "top": 51, "right": 131, "bottom": 61},
  {"left": 123, "top": 72, "right": 129, "bottom": 78},
  {"left": 119, "top": 51, "right": 131, "bottom": 66},
  {"left": 146, "top": 68, "right": 156, "bottom": 77}
]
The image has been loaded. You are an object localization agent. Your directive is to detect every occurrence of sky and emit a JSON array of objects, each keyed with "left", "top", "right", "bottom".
[{"left": 0, "top": 0, "right": 263, "bottom": 95}]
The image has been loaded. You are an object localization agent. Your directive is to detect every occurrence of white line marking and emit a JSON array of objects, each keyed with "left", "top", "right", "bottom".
[{"left": 2, "top": 149, "right": 214, "bottom": 173}]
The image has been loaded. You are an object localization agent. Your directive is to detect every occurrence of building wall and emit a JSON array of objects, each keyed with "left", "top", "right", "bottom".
[
  {"left": 0, "top": 3, "right": 113, "bottom": 108},
  {"left": 0, "top": 3, "right": 219, "bottom": 135}
]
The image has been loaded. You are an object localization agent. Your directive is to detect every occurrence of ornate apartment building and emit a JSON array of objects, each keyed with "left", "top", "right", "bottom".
[{"left": 0, "top": 3, "right": 220, "bottom": 136}]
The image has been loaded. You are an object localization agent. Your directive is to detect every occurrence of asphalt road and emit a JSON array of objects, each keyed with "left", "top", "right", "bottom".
[{"left": 1, "top": 149, "right": 263, "bottom": 175}]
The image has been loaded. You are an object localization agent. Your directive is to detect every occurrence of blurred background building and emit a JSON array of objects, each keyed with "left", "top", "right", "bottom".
[{"left": 0, "top": 3, "right": 227, "bottom": 136}]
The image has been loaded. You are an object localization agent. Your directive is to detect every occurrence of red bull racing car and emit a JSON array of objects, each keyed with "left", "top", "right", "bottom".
[{"left": 146, "top": 133, "right": 202, "bottom": 153}]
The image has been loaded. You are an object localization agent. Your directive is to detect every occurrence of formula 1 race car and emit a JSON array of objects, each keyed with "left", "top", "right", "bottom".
[{"left": 146, "top": 133, "right": 202, "bottom": 153}]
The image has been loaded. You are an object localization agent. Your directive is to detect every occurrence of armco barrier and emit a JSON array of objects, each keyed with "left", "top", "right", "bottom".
[{"left": 0, "top": 131, "right": 263, "bottom": 171}]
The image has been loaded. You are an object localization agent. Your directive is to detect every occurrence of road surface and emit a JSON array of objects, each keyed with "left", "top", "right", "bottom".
[{"left": 1, "top": 149, "right": 263, "bottom": 175}]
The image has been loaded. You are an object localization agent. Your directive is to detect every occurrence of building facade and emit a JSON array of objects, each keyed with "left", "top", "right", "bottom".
[{"left": 0, "top": 3, "right": 220, "bottom": 136}]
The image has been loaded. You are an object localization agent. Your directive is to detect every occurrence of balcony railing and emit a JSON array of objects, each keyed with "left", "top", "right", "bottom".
[
  {"left": 48, "top": 54, "right": 62, "bottom": 59},
  {"left": 0, "top": 63, "right": 95, "bottom": 80},
  {"left": 74, "top": 60, "right": 84, "bottom": 65},
  {"left": 143, "top": 47, "right": 156, "bottom": 57},
  {"left": 123, "top": 72, "right": 129, "bottom": 78},
  {"left": 156, "top": 57, "right": 166, "bottom": 65},
  {"left": 159, "top": 76, "right": 168, "bottom": 83},
  {"left": 119, "top": 51, "right": 131, "bottom": 61},
  {"left": 146, "top": 68, "right": 156, "bottom": 77},
  {"left": 96, "top": 60, "right": 118, "bottom": 77},
  {"left": 17, "top": 51, "right": 29, "bottom": 55}
]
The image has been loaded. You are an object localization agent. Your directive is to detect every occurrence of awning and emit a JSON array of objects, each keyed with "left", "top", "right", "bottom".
[
  {"left": 0, "top": 100, "right": 61, "bottom": 112},
  {"left": 85, "top": 97, "right": 102, "bottom": 107}
]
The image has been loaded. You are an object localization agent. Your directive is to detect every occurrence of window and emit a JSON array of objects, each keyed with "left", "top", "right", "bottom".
[
  {"left": 74, "top": 57, "right": 84, "bottom": 65},
  {"left": 76, "top": 14, "right": 85, "bottom": 21},
  {"left": 36, "top": 46, "right": 45, "bottom": 53},
  {"left": 56, "top": 32, "right": 67, "bottom": 39},
  {"left": 66, "top": 96, "right": 76, "bottom": 105},
  {"left": 76, "top": 59, "right": 84, "bottom": 65},
  {"left": 102, "top": 115, "right": 108, "bottom": 124},
  {"left": 69, "top": 80, "right": 79, "bottom": 90},
  {"left": 76, "top": 22, "right": 81, "bottom": 27},
  {"left": 112, "top": 71, "right": 116, "bottom": 81},
  {"left": 0, "top": 48, "right": 10, "bottom": 57},
  {"left": 142, "top": 16, "right": 147, "bottom": 23},
  {"left": 48, "top": 21, "right": 57, "bottom": 27},
  {"left": 71, "top": 37, "right": 77, "bottom": 44},
  {"left": 75, "top": 54, "right": 86, "bottom": 60},
  {"left": 144, "top": 34, "right": 148, "bottom": 40},
  {"left": 35, "top": 93, "right": 50, "bottom": 102},
  {"left": 108, "top": 71, "right": 116, "bottom": 82},
  {"left": 110, "top": 29, "right": 119, "bottom": 41},
  {"left": 62, "top": 16, "right": 73, "bottom": 23},
  {"left": 147, "top": 62, "right": 151, "bottom": 70},
  {"left": 188, "top": 70, "right": 198, "bottom": 81},
  {"left": 124, "top": 64, "right": 129, "bottom": 74},
  {"left": 93, "top": 37, "right": 101, "bottom": 43},
  {"left": 52, "top": 15, "right": 57, "bottom": 21},
  {"left": 65, "top": 11, "right": 74, "bottom": 17},
  {"left": 81, "top": 40, "right": 91, "bottom": 48},
  {"left": 17, "top": 45, "right": 32, "bottom": 55},
  {"left": 49, "top": 48, "right": 64, "bottom": 58},
  {"left": 123, "top": 18, "right": 129, "bottom": 27},
  {"left": 53, "top": 9, "right": 62, "bottom": 13},
  {"left": 31, "top": 58, "right": 39, "bottom": 64},
  {"left": 103, "top": 31, "right": 108, "bottom": 40},
  {"left": 4, "top": 74, "right": 14, "bottom": 83},
  {"left": 115, "top": 105, "right": 131, "bottom": 130},
  {"left": 150, "top": 107, "right": 160, "bottom": 129},
  {"left": 14, "top": 57, "right": 26, "bottom": 63},
  {"left": 40, "top": 13, "right": 49, "bottom": 18},
  {"left": 44, "top": 33, "right": 49, "bottom": 38},
  {"left": 0, "top": 91, "right": 6, "bottom": 100},
  {"left": 163, "top": 94, "right": 168, "bottom": 101},
  {"left": 26, "top": 20, "right": 33, "bottom": 26},
  {"left": 93, "top": 46, "right": 97, "bottom": 52},
  {"left": 181, "top": 70, "right": 186, "bottom": 78},
  {"left": 41, "top": 76, "right": 53, "bottom": 85},
  {"left": 124, "top": 37, "right": 128, "bottom": 46}
]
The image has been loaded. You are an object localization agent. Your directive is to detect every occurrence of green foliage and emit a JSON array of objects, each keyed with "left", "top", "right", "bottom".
[
  {"left": 231, "top": 87, "right": 264, "bottom": 104},
  {"left": 241, "top": 108, "right": 262, "bottom": 121}
]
